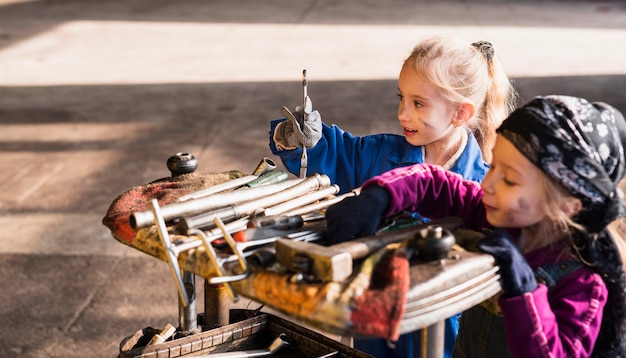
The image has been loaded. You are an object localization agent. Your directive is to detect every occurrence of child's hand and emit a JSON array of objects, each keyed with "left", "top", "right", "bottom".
[
  {"left": 478, "top": 230, "right": 538, "bottom": 298},
  {"left": 325, "top": 185, "right": 390, "bottom": 244},
  {"left": 273, "top": 96, "right": 322, "bottom": 150}
]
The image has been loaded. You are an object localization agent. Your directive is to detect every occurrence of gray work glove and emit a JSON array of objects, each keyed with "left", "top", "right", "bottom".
[{"left": 273, "top": 96, "right": 323, "bottom": 150}]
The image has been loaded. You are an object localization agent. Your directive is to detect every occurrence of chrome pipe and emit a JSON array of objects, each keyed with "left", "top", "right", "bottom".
[
  {"left": 177, "top": 175, "right": 258, "bottom": 201},
  {"left": 251, "top": 157, "right": 277, "bottom": 176},
  {"left": 263, "top": 184, "right": 339, "bottom": 216},
  {"left": 279, "top": 187, "right": 360, "bottom": 217},
  {"left": 130, "top": 179, "right": 304, "bottom": 229},
  {"left": 177, "top": 174, "right": 331, "bottom": 231}
]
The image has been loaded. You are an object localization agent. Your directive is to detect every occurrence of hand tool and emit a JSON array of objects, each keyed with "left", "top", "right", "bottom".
[
  {"left": 274, "top": 216, "right": 463, "bottom": 282},
  {"left": 300, "top": 69, "right": 309, "bottom": 178}
]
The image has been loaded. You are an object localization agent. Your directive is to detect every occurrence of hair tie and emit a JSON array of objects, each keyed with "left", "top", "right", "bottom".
[{"left": 472, "top": 41, "right": 494, "bottom": 62}]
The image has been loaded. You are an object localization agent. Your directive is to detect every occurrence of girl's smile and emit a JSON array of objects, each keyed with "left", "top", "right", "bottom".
[{"left": 403, "top": 127, "right": 418, "bottom": 136}]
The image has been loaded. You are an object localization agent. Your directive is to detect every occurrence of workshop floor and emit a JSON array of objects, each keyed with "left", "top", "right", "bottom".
[{"left": 0, "top": 0, "right": 624, "bottom": 357}]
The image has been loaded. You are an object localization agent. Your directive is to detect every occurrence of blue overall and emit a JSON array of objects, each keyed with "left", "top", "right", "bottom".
[{"left": 269, "top": 119, "right": 489, "bottom": 357}]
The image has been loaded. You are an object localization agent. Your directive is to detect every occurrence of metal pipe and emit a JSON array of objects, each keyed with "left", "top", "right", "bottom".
[
  {"left": 279, "top": 187, "right": 360, "bottom": 217},
  {"left": 251, "top": 157, "right": 277, "bottom": 176},
  {"left": 204, "top": 280, "right": 230, "bottom": 327},
  {"left": 177, "top": 175, "right": 258, "bottom": 201},
  {"left": 171, "top": 217, "right": 249, "bottom": 256},
  {"left": 176, "top": 174, "right": 331, "bottom": 231},
  {"left": 263, "top": 184, "right": 339, "bottom": 216},
  {"left": 421, "top": 321, "right": 445, "bottom": 358},
  {"left": 178, "top": 270, "right": 197, "bottom": 332},
  {"left": 178, "top": 158, "right": 279, "bottom": 201},
  {"left": 234, "top": 173, "right": 330, "bottom": 217},
  {"left": 130, "top": 179, "right": 305, "bottom": 229}
]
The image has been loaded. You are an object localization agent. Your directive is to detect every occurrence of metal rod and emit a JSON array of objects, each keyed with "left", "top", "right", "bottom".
[
  {"left": 300, "top": 69, "right": 308, "bottom": 178},
  {"left": 177, "top": 175, "right": 258, "bottom": 201},
  {"left": 149, "top": 199, "right": 190, "bottom": 306},
  {"left": 421, "top": 321, "right": 445, "bottom": 358},
  {"left": 131, "top": 179, "right": 305, "bottom": 229},
  {"left": 279, "top": 187, "right": 360, "bottom": 217},
  {"left": 176, "top": 174, "right": 331, "bottom": 231},
  {"left": 171, "top": 218, "right": 249, "bottom": 256},
  {"left": 178, "top": 270, "right": 197, "bottom": 332},
  {"left": 263, "top": 184, "right": 339, "bottom": 216}
]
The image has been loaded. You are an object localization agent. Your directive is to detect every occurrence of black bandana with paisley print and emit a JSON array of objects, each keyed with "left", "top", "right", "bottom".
[{"left": 497, "top": 95, "right": 626, "bottom": 357}]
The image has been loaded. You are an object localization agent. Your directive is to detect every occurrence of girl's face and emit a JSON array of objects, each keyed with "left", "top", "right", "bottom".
[
  {"left": 481, "top": 135, "right": 548, "bottom": 229},
  {"left": 397, "top": 64, "right": 457, "bottom": 146}
]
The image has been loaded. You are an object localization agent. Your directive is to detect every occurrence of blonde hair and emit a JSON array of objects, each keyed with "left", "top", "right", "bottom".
[
  {"left": 608, "top": 178, "right": 626, "bottom": 268},
  {"left": 536, "top": 172, "right": 626, "bottom": 267},
  {"left": 404, "top": 35, "right": 517, "bottom": 163}
]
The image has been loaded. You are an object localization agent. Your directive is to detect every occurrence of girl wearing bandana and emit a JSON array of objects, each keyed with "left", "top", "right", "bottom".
[{"left": 325, "top": 95, "right": 626, "bottom": 357}]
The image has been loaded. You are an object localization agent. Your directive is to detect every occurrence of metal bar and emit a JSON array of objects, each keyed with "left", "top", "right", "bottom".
[
  {"left": 178, "top": 270, "right": 197, "bottom": 332},
  {"left": 177, "top": 174, "right": 331, "bottom": 231},
  {"left": 177, "top": 175, "right": 258, "bottom": 201},
  {"left": 279, "top": 187, "right": 360, "bottom": 217},
  {"left": 263, "top": 184, "right": 339, "bottom": 216},
  {"left": 149, "top": 199, "right": 190, "bottom": 307},
  {"left": 131, "top": 179, "right": 304, "bottom": 229},
  {"left": 421, "top": 321, "right": 445, "bottom": 358},
  {"left": 189, "top": 228, "right": 240, "bottom": 300}
]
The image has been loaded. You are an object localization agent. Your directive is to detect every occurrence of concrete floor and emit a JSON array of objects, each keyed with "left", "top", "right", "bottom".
[{"left": 0, "top": 0, "right": 624, "bottom": 357}]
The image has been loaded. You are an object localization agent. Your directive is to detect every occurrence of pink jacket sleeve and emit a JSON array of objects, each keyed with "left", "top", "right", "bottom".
[
  {"left": 362, "top": 163, "right": 489, "bottom": 231},
  {"left": 499, "top": 268, "right": 607, "bottom": 358}
]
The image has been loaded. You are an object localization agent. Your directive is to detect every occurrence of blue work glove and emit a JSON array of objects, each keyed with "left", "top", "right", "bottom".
[
  {"left": 478, "top": 230, "right": 538, "bottom": 298},
  {"left": 273, "top": 96, "right": 323, "bottom": 150},
  {"left": 325, "top": 185, "right": 390, "bottom": 244}
]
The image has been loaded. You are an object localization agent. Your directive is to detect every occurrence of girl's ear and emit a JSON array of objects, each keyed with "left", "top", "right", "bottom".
[
  {"left": 453, "top": 103, "right": 476, "bottom": 127},
  {"left": 561, "top": 196, "right": 583, "bottom": 217}
]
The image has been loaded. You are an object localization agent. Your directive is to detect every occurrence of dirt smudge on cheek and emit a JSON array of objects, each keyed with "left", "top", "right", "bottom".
[{"left": 518, "top": 197, "right": 530, "bottom": 211}]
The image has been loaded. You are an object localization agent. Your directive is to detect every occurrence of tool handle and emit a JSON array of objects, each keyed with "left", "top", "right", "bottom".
[
  {"left": 332, "top": 216, "right": 463, "bottom": 259},
  {"left": 252, "top": 215, "right": 304, "bottom": 230}
]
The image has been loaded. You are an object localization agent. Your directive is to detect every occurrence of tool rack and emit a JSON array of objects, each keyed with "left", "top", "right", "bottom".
[{"left": 111, "top": 154, "right": 501, "bottom": 358}]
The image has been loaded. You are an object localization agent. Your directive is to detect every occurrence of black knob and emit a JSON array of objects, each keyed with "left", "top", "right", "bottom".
[
  {"left": 414, "top": 225, "right": 455, "bottom": 261},
  {"left": 167, "top": 152, "right": 198, "bottom": 177}
]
